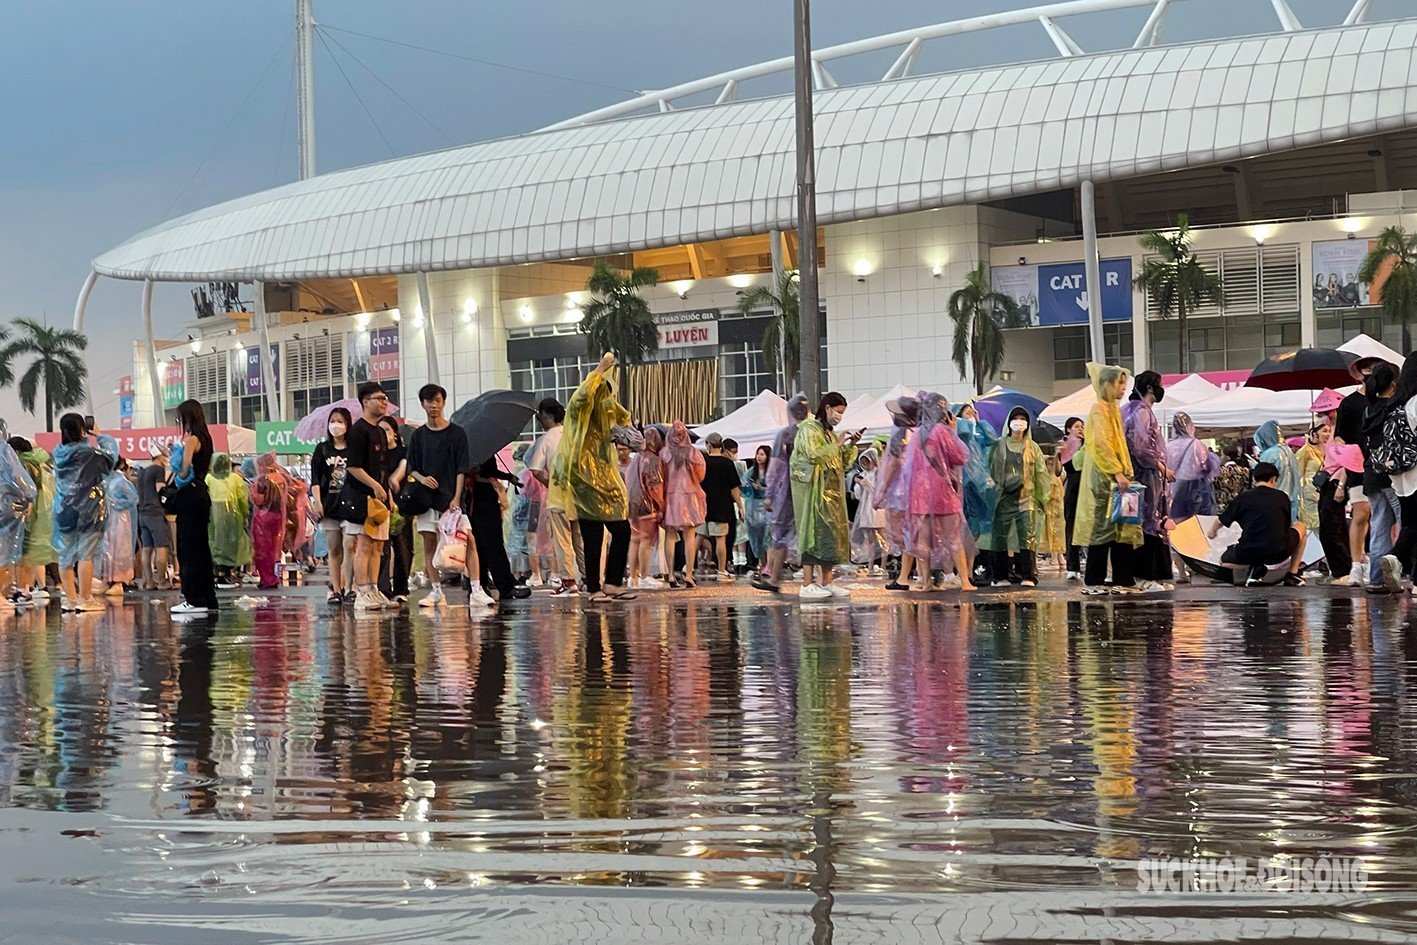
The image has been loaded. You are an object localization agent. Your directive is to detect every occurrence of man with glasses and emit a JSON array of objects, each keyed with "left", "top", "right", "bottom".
[{"left": 344, "top": 381, "right": 396, "bottom": 611}]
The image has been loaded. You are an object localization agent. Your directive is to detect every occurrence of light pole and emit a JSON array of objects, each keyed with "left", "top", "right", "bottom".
[{"left": 793, "top": 0, "right": 821, "bottom": 404}]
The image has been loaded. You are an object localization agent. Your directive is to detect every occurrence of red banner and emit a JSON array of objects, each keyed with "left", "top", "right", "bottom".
[
  {"left": 1162, "top": 369, "right": 1250, "bottom": 390},
  {"left": 34, "top": 425, "right": 233, "bottom": 461}
]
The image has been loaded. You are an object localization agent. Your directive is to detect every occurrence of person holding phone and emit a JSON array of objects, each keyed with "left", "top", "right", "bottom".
[{"left": 791, "top": 392, "right": 859, "bottom": 600}]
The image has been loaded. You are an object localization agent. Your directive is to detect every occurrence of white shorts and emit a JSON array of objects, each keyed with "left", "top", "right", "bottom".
[
  {"left": 342, "top": 519, "right": 389, "bottom": 541},
  {"left": 415, "top": 508, "right": 441, "bottom": 533},
  {"left": 317, "top": 517, "right": 344, "bottom": 534},
  {"left": 1347, "top": 483, "right": 1367, "bottom": 508}
]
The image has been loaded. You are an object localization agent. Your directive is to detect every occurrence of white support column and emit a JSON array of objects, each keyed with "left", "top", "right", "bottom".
[
  {"left": 141, "top": 280, "right": 164, "bottom": 424},
  {"left": 253, "top": 281, "right": 283, "bottom": 421},
  {"left": 1080, "top": 180, "right": 1105, "bottom": 363},
  {"left": 416, "top": 271, "right": 440, "bottom": 385},
  {"left": 769, "top": 230, "right": 787, "bottom": 394},
  {"left": 73, "top": 270, "right": 99, "bottom": 413}
]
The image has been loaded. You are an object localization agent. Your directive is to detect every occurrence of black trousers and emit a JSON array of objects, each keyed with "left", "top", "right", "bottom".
[
  {"left": 1063, "top": 469, "right": 1082, "bottom": 572},
  {"left": 378, "top": 524, "right": 413, "bottom": 597},
  {"left": 1133, "top": 533, "right": 1173, "bottom": 581},
  {"left": 579, "top": 519, "right": 631, "bottom": 594},
  {"left": 1317, "top": 479, "right": 1353, "bottom": 577},
  {"left": 1085, "top": 541, "right": 1134, "bottom": 587},
  {"left": 1390, "top": 492, "right": 1417, "bottom": 578},
  {"left": 472, "top": 505, "right": 516, "bottom": 596},
  {"left": 174, "top": 484, "right": 219, "bottom": 609},
  {"left": 989, "top": 549, "right": 1035, "bottom": 582}
]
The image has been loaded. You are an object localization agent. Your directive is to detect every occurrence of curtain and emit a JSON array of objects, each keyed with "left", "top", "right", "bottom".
[{"left": 621, "top": 359, "right": 718, "bottom": 425}]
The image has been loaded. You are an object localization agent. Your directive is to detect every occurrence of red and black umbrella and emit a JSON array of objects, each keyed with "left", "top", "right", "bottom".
[{"left": 1244, "top": 348, "right": 1358, "bottom": 392}]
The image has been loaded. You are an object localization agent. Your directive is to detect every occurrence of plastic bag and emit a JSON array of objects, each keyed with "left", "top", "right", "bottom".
[
  {"left": 432, "top": 507, "right": 470, "bottom": 572},
  {"left": 1109, "top": 483, "right": 1146, "bottom": 526}
]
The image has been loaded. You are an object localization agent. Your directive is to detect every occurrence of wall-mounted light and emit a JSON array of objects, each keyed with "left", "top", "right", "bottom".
[
  {"left": 852, "top": 259, "right": 873, "bottom": 282},
  {"left": 1017, "top": 256, "right": 1027, "bottom": 267},
  {"left": 463, "top": 298, "right": 478, "bottom": 317},
  {"left": 931, "top": 265, "right": 942, "bottom": 279},
  {"left": 461, "top": 311, "right": 474, "bottom": 325},
  {"left": 1340, "top": 217, "right": 1366, "bottom": 235},
  {"left": 1001, "top": 371, "right": 1015, "bottom": 382},
  {"left": 670, "top": 280, "right": 693, "bottom": 300},
  {"left": 356, "top": 311, "right": 372, "bottom": 330},
  {"left": 235, "top": 340, "right": 245, "bottom": 351},
  {"left": 412, "top": 315, "right": 425, "bottom": 329},
  {"left": 563, "top": 305, "right": 584, "bottom": 323},
  {"left": 321, "top": 327, "right": 330, "bottom": 337},
  {"left": 389, "top": 308, "right": 402, "bottom": 323},
  {"left": 1250, "top": 224, "right": 1272, "bottom": 246},
  {"left": 188, "top": 334, "right": 200, "bottom": 354},
  {"left": 518, "top": 305, "right": 534, "bottom": 322},
  {"left": 1348, "top": 232, "right": 1357, "bottom": 240},
  {"left": 728, "top": 274, "right": 753, "bottom": 289}
]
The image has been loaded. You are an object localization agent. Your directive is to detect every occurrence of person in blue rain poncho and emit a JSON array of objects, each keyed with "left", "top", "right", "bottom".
[
  {"left": 0, "top": 429, "right": 37, "bottom": 607},
  {"left": 956, "top": 402, "right": 998, "bottom": 581},
  {"left": 52, "top": 412, "right": 119, "bottom": 613},
  {"left": 98, "top": 459, "right": 139, "bottom": 596},
  {"left": 1255, "top": 419, "right": 1301, "bottom": 521}
]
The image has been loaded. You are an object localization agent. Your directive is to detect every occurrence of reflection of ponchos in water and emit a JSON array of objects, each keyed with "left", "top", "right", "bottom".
[
  {"left": 207, "top": 454, "right": 253, "bottom": 567},
  {"left": 17, "top": 447, "right": 54, "bottom": 567},
  {"left": 0, "top": 443, "right": 36, "bottom": 568},
  {"left": 52, "top": 434, "right": 118, "bottom": 568},
  {"left": 790, "top": 417, "right": 856, "bottom": 566},
  {"left": 1256, "top": 419, "right": 1302, "bottom": 521},
  {"left": 98, "top": 470, "right": 138, "bottom": 583}
]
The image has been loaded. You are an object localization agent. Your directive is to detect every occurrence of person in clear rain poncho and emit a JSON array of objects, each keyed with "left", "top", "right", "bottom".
[
  {"left": 52, "top": 412, "right": 119, "bottom": 613},
  {"left": 627, "top": 425, "right": 666, "bottom": 590},
  {"left": 1256, "top": 419, "right": 1302, "bottom": 522},
  {"left": 553, "top": 352, "right": 637, "bottom": 601},
  {"left": 896, "top": 392, "right": 974, "bottom": 592},
  {"left": 874, "top": 396, "right": 919, "bottom": 567},
  {"left": 11, "top": 437, "right": 54, "bottom": 600},
  {"left": 791, "top": 392, "right": 861, "bottom": 600},
  {"left": 987, "top": 406, "right": 1051, "bottom": 587},
  {"left": 753, "top": 393, "right": 811, "bottom": 593},
  {"left": 249, "top": 452, "right": 288, "bottom": 589},
  {"left": 1165, "top": 412, "right": 1219, "bottom": 521},
  {"left": 0, "top": 431, "right": 36, "bottom": 606},
  {"left": 957, "top": 402, "right": 998, "bottom": 584},
  {"left": 206, "top": 453, "right": 252, "bottom": 584},
  {"left": 1073, "top": 363, "right": 1142, "bottom": 593},
  {"left": 98, "top": 459, "right": 139, "bottom": 595},
  {"left": 1122, "top": 371, "right": 1173, "bottom": 592},
  {"left": 850, "top": 447, "right": 887, "bottom": 573}
]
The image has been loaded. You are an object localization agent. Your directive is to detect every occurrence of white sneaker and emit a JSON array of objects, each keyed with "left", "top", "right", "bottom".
[
  {"left": 637, "top": 577, "right": 664, "bottom": 590},
  {"left": 526, "top": 575, "right": 544, "bottom": 588},
  {"left": 353, "top": 589, "right": 383, "bottom": 613},
  {"left": 419, "top": 585, "right": 445, "bottom": 608},
  {"left": 1380, "top": 555, "right": 1403, "bottom": 593},
  {"left": 1020, "top": 578, "right": 1037, "bottom": 588},
  {"left": 1065, "top": 571, "right": 1081, "bottom": 582},
  {"left": 469, "top": 585, "right": 496, "bottom": 607},
  {"left": 1348, "top": 562, "right": 1368, "bottom": 585},
  {"left": 825, "top": 583, "right": 850, "bottom": 599},
  {"left": 798, "top": 583, "right": 831, "bottom": 600},
  {"left": 170, "top": 600, "right": 209, "bottom": 615}
]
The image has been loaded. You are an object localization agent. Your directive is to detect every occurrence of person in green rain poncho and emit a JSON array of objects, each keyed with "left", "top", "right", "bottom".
[
  {"left": 12, "top": 439, "right": 55, "bottom": 599},
  {"left": 791, "top": 391, "right": 862, "bottom": 601},
  {"left": 1073, "top": 362, "right": 1142, "bottom": 593},
  {"left": 986, "top": 406, "right": 1052, "bottom": 587},
  {"left": 550, "top": 351, "right": 637, "bottom": 602},
  {"left": 206, "top": 453, "right": 252, "bottom": 582}
]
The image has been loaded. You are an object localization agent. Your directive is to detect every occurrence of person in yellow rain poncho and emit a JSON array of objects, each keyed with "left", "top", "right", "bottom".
[
  {"left": 550, "top": 351, "right": 636, "bottom": 602},
  {"left": 1034, "top": 453, "right": 1068, "bottom": 571},
  {"left": 13, "top": 439, "right": 55, "bottom": 598},
  {"left": 791, "top": 392, "right": 862, "bottom": 601},
  {"left": 207, "top": 453, "right": 252, "bottom": 583},
  {"left": 1074, "top": 362, "right": 1142, "bottom": 594}
]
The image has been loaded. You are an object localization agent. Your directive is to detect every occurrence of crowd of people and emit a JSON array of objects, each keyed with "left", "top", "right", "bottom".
[{"left": 5, "top": 349, "right": 1413, "bottom": 616}]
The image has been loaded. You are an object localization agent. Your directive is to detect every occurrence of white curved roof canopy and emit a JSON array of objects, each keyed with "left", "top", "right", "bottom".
[{"left": 93, "top": 16, "right": 1417, "bottom": 283}]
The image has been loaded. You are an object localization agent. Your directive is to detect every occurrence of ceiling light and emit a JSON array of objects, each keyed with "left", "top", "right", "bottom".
[
  {"left": 671, "top": 280, "right": 693, "bottom": 300},
  {"left": 518, "top": 305, "right": 534, "bottom": 322}
]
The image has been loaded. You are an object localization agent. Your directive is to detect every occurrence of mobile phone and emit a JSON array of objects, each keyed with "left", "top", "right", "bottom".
[{"left": 84, "top": 415, "right": 95, "bottom": 433}]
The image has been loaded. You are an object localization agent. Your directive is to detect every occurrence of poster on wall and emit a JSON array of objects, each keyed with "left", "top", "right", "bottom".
[
  {"left": 1312, "top": 239, "right": 1389, "bottom": 309},
  {"left": 229, "top": 345, "right": 280, "bottom": 397},
  {"left": 347, "top": 327, "right": 400, "bottom": 383},
  {"left": 161, "top": 360, "right": 186, "bottom": 409},
  {"left": 1036, "top": 258, "right": 1133, "bottom": 326},
  {"left": 653, "top": 310, "right": 720, "bottom": 360},
  {"left": 990, "top": 265, "right": 1039, "bottom": 327}
]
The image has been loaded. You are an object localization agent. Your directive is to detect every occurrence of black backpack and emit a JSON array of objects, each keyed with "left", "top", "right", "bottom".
[{"left": 1373, "top": 404, "right": 1417, "bottom": 474}]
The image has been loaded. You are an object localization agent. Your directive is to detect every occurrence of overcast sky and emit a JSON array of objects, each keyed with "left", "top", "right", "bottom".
[{"left": 0, "top": 0, "right": 1390, "bottom": 430}]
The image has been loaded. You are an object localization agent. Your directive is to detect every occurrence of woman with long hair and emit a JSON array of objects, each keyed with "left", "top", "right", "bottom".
[
  {"left": 792, "top": 391, "right": 861, "bottom": 599},
  {"left": 52, "top": 412, "right": 118, "bottom": 613},
  {"left": 249, "top": 452, "right": 288, "bottom": 589},
  {"left": 741, "top": 444, "right": 772, "bottom": 573},
  {"left": 1122, "top": 371, "right": 1172, "bottom": 592},
  {"left": 1073, "top": 363, "right": 1141, "bottom": 593},
  {"left": 627, "top": 425, "right": 666, "bottom": 589},
  {"left": 660, "top": 419, "right": 707, "bottom": 588},
  {"left": 376, "top": 415, "right": 413, "bottom": 603},
  {"left": 170, "top": 399, "right": 218, "bottom": 614},
  {"left": 1295, "top": 422, "right": 1328, "bottom": 534},
  {"left": 310, "top": 405, "right": 353, "bottom": 604},
  {"left": 1059, "top": 417, "right": 1085, "bottom": 579}
]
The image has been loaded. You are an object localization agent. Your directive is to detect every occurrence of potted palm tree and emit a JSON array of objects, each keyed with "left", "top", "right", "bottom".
[
  {"left": 1358, "top": 225, "right": 1417, "bottom": 351},
  {"left": 949, "top": 263, "right": 1019, "bottom": 396},
  {"left": 0, "top": 318, "right": 89, "bottom": 431},
  {"left": 735, "top": 268, "right": 800, "bottom": 394},
  {"left": 1134, "top": 212, "right": 1223, "bottom": 373},
  {"left": 579, "top": 261, "right": 660, "bottom": 414}
]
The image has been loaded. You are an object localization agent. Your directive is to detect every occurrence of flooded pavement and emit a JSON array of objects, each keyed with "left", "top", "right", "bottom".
[{"left": 3, "top": 586, "right": 1417, "bottom": 943}]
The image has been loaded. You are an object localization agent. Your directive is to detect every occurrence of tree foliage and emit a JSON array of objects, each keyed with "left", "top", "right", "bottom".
[
  {"left": 0, "top": 318, "right": 88, "bottom": 432},
  {"left": 949, "top": 263, "right": 1015, "bottom": 396},
  {"left": 736, "top": 268, "right": 800, "bottom": 393},
  {"left": 1134, "top": 212, "right": 1223, "bottom": 373},
  {"left": 1358, "top": 225, "right": 1417, "bottom": 352}
]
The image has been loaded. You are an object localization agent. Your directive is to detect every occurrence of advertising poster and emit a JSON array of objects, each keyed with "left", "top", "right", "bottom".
[
  {"left": 1036, "top": 257, "right": 1133, "bottom": 326},
  {"left": 161, "top": 360, "right": 186, "bottom": 409},
  {"left": 1312, "top": 239, "right": 1389, "bottom": 309},
  {"left": 990, "top": 265, "right": 1039, "bottom": 327},
  {"left": 369, "top": 326, "right": 399, "bottom": 380},
  {"left": 230, "top": 345, "right": 280, "bottom": 397}
]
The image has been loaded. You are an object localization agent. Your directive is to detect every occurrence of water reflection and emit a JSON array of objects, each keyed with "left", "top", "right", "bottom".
[{"left": 1, "top": 595, "right": 1416, "bottom": 941}]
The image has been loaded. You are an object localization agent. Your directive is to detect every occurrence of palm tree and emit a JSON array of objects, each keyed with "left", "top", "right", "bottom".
[
  {"left": 579, "top": 261, "right": 660, "bottom": 412},
  {"left": 1134, "top": 212, "right": 1223, "bottom": 373},
  {"left": 0, "top": 318, "right": 88, "bottom": 432},
  {"left": 1358, "top": 225, "right": 1417, "bottom": 351},
  {"left": 736, "top": 268, "right": 800, "bottom": 394},
  {"left": 949, "top": 262, "right": 1018, "bottom": 396}
]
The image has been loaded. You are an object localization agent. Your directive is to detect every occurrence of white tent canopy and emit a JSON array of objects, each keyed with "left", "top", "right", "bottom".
[
  {"left": 841, "top": 383, "right": 916, "bottom": 433},
  {"left": 1040, "top": 373, "right": 1222, "bottom": 427},
  {"left": 692, "top": 390, "right": 788, "bottom": 451},
  {"left": 1179, "top": 386, "right": 1319, "bottom": 429}
]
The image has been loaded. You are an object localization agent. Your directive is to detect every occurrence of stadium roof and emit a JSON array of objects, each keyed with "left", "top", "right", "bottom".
[{"left": 92, "top": 0, "right": 1417, "bottom": 283}]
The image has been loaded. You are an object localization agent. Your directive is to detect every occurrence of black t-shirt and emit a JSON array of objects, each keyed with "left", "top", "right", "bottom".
[
  {"left": 1334, "top": 391, "right": 1366, "bottom": 445},
  {"left": 1219, "top": 486, "right": 1292, "bottom": 562},
  {"left": 344, "top": 418, "right": 387, "bottom": 496},
  {"left": 137, "top": 463, "right": 166, "bottom": 516},
  {"left": 702, "top": 453, "right": 740, "bottom": 523},
  {"left": 407, "top": 422, "right": 471, "bottom": 512},
  {"left": 311, "top": 441, "right": 349, "bottom": 501}
]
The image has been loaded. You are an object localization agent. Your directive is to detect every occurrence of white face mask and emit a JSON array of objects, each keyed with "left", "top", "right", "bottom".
[
  {"left": 1009, "top": 419, "right": 1028, "bottom": 433},
  {"left": 329, "top": 423, "right": 346, "bottom": 438}
]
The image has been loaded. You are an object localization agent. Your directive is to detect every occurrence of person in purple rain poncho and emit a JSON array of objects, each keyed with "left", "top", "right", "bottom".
[
  {"left": 874, "top": 396, "right": 920, "bottom": 570},
  {"left": 1165, "top": 411, "right": 1219, "bottom": 521},
  {"left": 752, "top": 393, "right": 809, "bottom": 594},
  {"left": 1121, "top": 371, "right": 1173, "bottom": 593}
]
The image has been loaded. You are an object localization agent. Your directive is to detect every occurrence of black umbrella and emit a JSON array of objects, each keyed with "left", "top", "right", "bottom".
[
  {"left": 1031, "top": 420, "right": 1064, "bottom": 445},
  {"left": 450, "top": 389, "right": 539, "bottom": 467},
  {"left": 1245, "top": 348, "right": 1357, "bottom": 392}
]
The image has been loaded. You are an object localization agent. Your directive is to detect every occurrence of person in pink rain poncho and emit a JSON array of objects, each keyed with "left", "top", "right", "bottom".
[
  {"left": 893, "top": 391, "right": 974, "bottom": 592},
  {"left": 659, "top": 420, "right": 706, "bottom": 587},
  {"left": 249, "top": 452, "right": 288, "bottom": 589}
]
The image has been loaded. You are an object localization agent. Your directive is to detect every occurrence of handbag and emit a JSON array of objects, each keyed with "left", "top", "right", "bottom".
[
  {"left": 329, "top": 483, "right": 367, "bottom": 524},
  {"left": 158, "top": 482, "right": 182, "bottom": 511},
  {"left": 394, "top": 479, "right": 436, "bottom": 517},
  {"left": 1108, "top": 483, "right": 1146, "bottom": 527},
  {"left": 1311, "top": 469, "right": 1332, "bottom": 491}
]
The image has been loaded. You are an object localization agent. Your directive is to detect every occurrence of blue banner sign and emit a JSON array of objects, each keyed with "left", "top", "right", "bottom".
[{"left": 1036, "top": 258, "right": 1133, "bottom": 326}]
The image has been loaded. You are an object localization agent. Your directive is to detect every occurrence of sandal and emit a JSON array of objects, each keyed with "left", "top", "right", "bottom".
[
  {"left": 682, "top": 576, "right": 698, "bottom": 589},
  {"left": 885, "top": 581, "right": 910, "bottom": 591}
]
